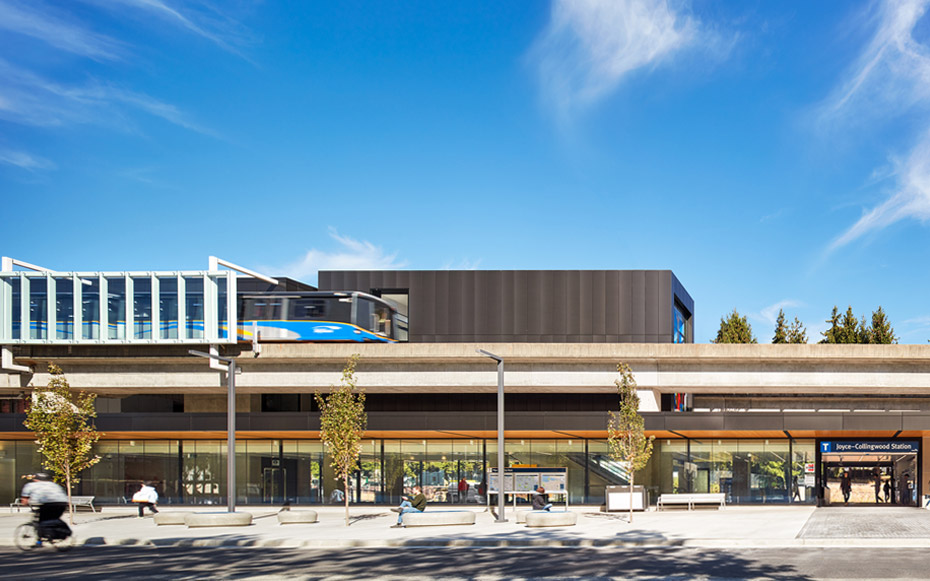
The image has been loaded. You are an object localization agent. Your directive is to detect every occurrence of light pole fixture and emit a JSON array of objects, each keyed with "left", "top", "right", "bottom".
[
  {"left": 189, "top": 349, "right": 238, "bottom": 513},
  {"left": 477, "top": 348, "right": 507, "bottom": 523}
]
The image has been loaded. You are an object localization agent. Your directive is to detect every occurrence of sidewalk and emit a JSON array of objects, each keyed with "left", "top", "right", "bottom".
[{"left": 3, "top": 504, "right": 930, "bottom": 549}]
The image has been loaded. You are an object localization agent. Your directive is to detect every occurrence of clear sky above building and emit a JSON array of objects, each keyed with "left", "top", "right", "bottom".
[{"left": 2, "top": 0, "right": 930, "bottom": 343}]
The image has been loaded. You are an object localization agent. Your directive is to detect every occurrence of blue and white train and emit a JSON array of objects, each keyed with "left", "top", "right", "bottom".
[{"left": 236, "top": 291, "right": 407, "bottom": 343}]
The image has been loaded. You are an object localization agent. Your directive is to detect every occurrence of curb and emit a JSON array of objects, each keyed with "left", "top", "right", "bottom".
[{"left": 5, "top": 536, "right": 930, "bottom": 549}]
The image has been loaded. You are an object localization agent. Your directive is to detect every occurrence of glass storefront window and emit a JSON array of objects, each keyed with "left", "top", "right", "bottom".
[{"left": 10, "top": 277, "right": 21, "bottom": 340}]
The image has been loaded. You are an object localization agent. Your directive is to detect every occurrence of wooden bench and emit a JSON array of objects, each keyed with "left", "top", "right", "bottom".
[
  {"left": 657, "top": 493, "right": 725, "bottom": 511},
  {"left": 70, "top": 495, "right": 97, "bottom": 512}
]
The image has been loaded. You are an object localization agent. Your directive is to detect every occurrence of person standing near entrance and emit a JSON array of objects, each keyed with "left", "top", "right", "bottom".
[
  {"left": 884, "top": 479, "right": 892, "bottom": 503},
  {"left": 873, "top": 470, "right": 882, "bottom": 504},
  {"left": 899, "top": 472, "right": 912, "bottom": 505},
  {"left": 840, "top": 470, "right": 852, "bottom": 505}
]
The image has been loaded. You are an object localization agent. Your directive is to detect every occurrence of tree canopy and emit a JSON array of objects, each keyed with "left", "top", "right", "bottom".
[
  {"left": 713, "top": 310, "right": 757, "bottom": 344},
  {"left": 607, "top": 363, "right": 654, "bottom": 524},
  {"left": 820, "top": 306, "right": 897, "bottom": 344},
  {"left": 24, "top": 364, "right": 101, "bottom": 524},
  {"left": 315, "top": 354, "right": 366, "bottom": 526}
]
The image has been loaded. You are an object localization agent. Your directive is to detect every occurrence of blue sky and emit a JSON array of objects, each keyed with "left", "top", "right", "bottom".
[{"left": 3, "top": 0, "right": 930, "bottom": 343}]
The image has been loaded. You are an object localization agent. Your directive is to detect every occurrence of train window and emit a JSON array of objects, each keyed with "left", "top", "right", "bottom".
[
  {"left": 291, "top": 298, "right": 328, "bottom": 319},
  {"left": 243, "top": 297, "right": 284, "bottom": 320}
]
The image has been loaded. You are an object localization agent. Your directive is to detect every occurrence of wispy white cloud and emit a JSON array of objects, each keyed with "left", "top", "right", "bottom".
[
  {"left": 753, "top": 299, "right": 803, "bottom": 326},
  {"left": 273, "top": 230, "right": 408, "bottom": 284},
  {"left": 0, "top": 148, "right": 55, "bottom": 170},
  {"left": 0, "top": 0, "right": 124, "bottom": 61},
  {"left": 0, "top": 57, "right": 214, "bottom": 134},
  {"left": 830, "top": 130, "right": 930, "bottom": 250},
  {"left": 91, "top": 0, "right": 255, "bottom": 58},
  {"left": 529, "top": 0, "right": 718, "bottom": 120},
  {"left": 821, "top": 0, "right": 930, "bottom": 249}
]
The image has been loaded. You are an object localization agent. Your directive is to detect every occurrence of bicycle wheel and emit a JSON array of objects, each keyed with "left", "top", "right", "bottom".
[
  {"left": 49, "top": 531, "right": 76, "bottom": 552},
  {"left": 14, "top": 523, "right": 38, "bottom": 551}
]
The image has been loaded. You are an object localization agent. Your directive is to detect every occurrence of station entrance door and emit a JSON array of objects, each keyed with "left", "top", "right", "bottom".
[{"left": 817, "top": 440, "right": 920, "bottom": 506}]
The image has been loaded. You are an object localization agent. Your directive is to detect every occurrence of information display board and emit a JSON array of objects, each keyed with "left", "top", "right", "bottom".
[{"left": 487, "top": 467, "right": 569, "bottom": 509}]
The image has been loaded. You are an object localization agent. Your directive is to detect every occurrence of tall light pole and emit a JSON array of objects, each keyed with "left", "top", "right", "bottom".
[
  {"left": 477, "top": 348, "right": 507, "bottom": 523},
  {"left": 190, "top": 349, "right": 238, "bottom": 513}
]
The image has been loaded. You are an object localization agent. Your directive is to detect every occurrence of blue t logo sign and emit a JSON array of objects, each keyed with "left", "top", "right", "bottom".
[{"left": 821, "top": 442, "right": 831, "bottom": 452}]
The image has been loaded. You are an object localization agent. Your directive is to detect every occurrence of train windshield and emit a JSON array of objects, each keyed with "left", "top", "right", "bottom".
[{"left": 355, "top": 296, "right": 394, "bottom": 338}]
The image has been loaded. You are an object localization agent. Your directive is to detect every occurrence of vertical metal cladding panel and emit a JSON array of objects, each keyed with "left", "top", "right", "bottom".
[
  {"left": 513, "top": 270, "right": 528, "bottom": 339},
  {"left": 462, "top": 270, "right": 477, "bottom": 338},
  {"left": 579, "top": 270, "right": 593, "bottom": 338},
  {"left": 656, "top": 271, "right": 673, "bottom": 342},
  {"left": 566, "top": 271, "right": 582, "bottom": 340},
  {"left": 500, "top": 270, "right": 513, "bottom": 338},
  {"left": 481, "top": 270, "right": 503, "bottom": 338},
  {"left": 630, "top": 271, "right": 647, "bottom": 341},
  {"left": 644, "top": 270, "right": 663, "bottom": 340},
  {"left": 526, "top": 271, "right": 543, "bottom": 338},
  {"left": 605, "top": 271, "right": 621, "bottom": 336},
  {"left": 447, "top": 271, "right": 465, "bottom": 340},
  {"left": 544, "top": 271, "right": 568, "bottom": 338},
  {"left": 592, "top": 270, "right": 607, "bottom": 336},
  {"left": 436, "top": 271, "right": 453, "bottom": 340},
  {"left": 418, "top": 271, "right": 438, "bottom": 340},
  {"left": 616, "top": 271, "right": 632, "bottom": 340}
]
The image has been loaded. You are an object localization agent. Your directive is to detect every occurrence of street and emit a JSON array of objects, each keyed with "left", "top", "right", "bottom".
[{"left": 3, "top": 545, "right": 928, "bottom": 580}]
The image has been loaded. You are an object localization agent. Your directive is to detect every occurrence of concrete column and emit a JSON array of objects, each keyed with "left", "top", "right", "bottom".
[{"left": 922, "top": 436, "right": 930, "bottom": 503}]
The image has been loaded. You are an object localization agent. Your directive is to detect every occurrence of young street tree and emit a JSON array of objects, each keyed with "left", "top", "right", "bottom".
[
  {"left": 713, "top": 310, "right": 757, "bottom": 344},
  {"left": 23, "top": 364, "right": 101, "bottom": 525},
  {"left": 315, "top": 354, "right": 366, "bottom": 527},
  {"left": 607, "top": 363, "right": 654, "bottom": 524}
]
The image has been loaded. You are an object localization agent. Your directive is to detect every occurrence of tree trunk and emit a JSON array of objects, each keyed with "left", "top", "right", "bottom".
[
  {"left": 628, "top": 455, "right": 634, "bottom": 524},
  {"left": 344, "top": 473, "right": 350, "bottom": 526},
  {"left": 65, "top": 462, "right": 74, "bottom": 525}
]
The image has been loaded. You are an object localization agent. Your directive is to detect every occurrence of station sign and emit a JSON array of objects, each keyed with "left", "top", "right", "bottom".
[{"left": 819, "top": 440, "right": 919, "bottom": 454}]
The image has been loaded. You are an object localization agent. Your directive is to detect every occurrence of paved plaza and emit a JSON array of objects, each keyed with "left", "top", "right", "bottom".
[{"left": 4, "top": 504, "right": 930, "bottom": 549}]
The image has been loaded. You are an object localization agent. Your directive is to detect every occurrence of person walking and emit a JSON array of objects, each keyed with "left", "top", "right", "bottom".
[
  {"left": 132, "top": 481, "right": 159, "bottom": 517},
  {"left": 457, "top": 477, "right": 469, "bottom": 502},
  {"left": 883, "top": 479, "right": 892, "bottom": 503},
  {"left": 840, "top": 470, "right": 852, "bottom": 505}
]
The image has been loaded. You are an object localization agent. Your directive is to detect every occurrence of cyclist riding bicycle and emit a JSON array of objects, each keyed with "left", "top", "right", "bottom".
[{"left": 20, "top": 472, "right": 71, "bottom": 543}]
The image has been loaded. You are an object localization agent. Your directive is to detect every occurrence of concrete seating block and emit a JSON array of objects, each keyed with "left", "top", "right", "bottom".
[
  {"left": 184, "top": 512, "right": 253, "bottom": 528},
  {"left": 402, "top": 511, "right": 476, "bottom": 527},
  {"left": 153, "top": 512, "right": 187, "bottom": 526},
  {"left": 515, "top": 510, "right": 532, "bottom": 523},
  {"left": 277, "top": 510, "right": 318, "bottom": 524},
  {"left": 525, "top": 511, "right": 577, "bottom": 528}
]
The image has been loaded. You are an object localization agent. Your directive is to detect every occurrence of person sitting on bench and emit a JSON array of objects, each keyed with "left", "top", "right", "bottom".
[
  {"left": 532, "top": 485, "right": 552, "bottom": 511},
  {"left": 391, "top": 485, "right": 426, "bottom": 527}
]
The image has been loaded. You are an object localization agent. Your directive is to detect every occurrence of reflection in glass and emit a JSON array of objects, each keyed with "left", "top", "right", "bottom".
[
  {"left": 185, "top": 277, "right": 204, "bottom": 339},
  {"left": 108, "top": 278, "right": 126, "bottom": 340},
  {"left": 29, "top": 277, "right": 47, "bottom": 340},
  {"left": 55, "top": 277, "right": 73, "bottom": 339},
  {"left": 82, "top": 278, "right": 100, "bottom": 340},
  {"left": 133, "top": 278, "right": 152, "bottom": 339},
  {"left": 159, "top": 277, "right": 178, "bottom": 339}
]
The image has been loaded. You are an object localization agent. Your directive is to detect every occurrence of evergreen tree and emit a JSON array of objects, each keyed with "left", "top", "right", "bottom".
[
  {"left": 713, "top": 310, "right": 757, "bottom": 344},
  {"left": 787, "top": 317, "right": 808, "bottom": 344},
  {"left": 870, "top": 307, "right": 898, "bottom": 344},
  {"left": 607, "top": 363, "right": 654, "bottom": 524},
  {"left": 838, "top": 306, "right": 860, "bottom": 344},
  {"left": 820, "top": 306, "right": 841, "bottom": 344},
  {"left": 24, "top": 364, "right": 102, "bottom": 525},
  {"left": 772, "top": 310, "right": 788, "bottom": 344},
  {"left": 858, "top": 315, "right": 872, "bottom": 344},
  {"left": 315, "top": 355, "right": 366, "bottom": 527}
]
